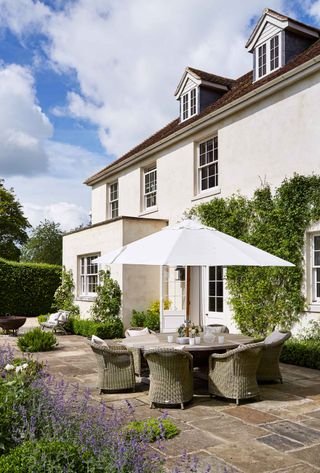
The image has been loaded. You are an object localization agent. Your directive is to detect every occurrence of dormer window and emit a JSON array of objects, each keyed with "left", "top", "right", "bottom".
[
  {"left": 181, "top": 88, "right": 197, "bottom": 122},
  {"left": 256, "top": 34, "right": 281, "bottom": 80},
  {"left": 247, "top": 9, "right": 319, "bottom": 83}
]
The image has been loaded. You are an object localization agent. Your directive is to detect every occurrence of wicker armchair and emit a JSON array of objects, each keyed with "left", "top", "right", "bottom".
[
  {"left": 207, "top": 324, "right": 229, "bottom": 333},
  {"left": 257, "top": 331, "right": 291, "bottom": 383},
  {"left": 125, "top": 327, "right": 156, "bottom": 337},
  {"left": 88, "top": 341, "right": 136, "bottom": 393},
  {"left": 208, "top": 342, "right": 264, "bottom": 405},
  {"left": 144, "top": 348, "right": 193, "bottom": 409}
]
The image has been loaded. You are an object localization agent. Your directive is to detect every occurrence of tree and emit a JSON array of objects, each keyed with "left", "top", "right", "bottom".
[
  {"left": 53, "top": 267, "right": 79, "bottom": 316},
  {"left": 21, "top": 220, "right": 63, "bottom": 265},
  {"left": 91, "top": 269, "right": 122, "bottom": 322},
  {"left": 0, "top": 179, "right": 30, "bottom": 261}
]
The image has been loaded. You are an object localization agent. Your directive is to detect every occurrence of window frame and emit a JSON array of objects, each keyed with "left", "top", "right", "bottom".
[
  {"left": 181, "top": 88, "right": 198, "bottom": 122},
  {"left": 109, "top": 181, "right": 119, "bottom": 219},
  {"left": 143, "top": 164, "right": 157, "bottom": 210},
  {"left": 79, "top": 254, "right": 99, "bottom": 297},
  {"left": 255, "top": 33, "right": 281, "bottom": 80},
  {"left": 207, "top": 266, "right": 224, "bottom": 314},
  {"left": 198, "top": 136, "right": 218, "bottom": 193},
  {"left": 312, "top": 234, "right": 320, "bottom": 303}
]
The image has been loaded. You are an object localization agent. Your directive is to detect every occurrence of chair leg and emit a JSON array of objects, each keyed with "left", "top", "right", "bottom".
[
  {"left": 236, "top": 399, "right": 240, "bottom": 406},
  {"left": 150, "top": 402, "right": 154, "bottom": 409},
  {"left": 280, "top": 377, "right": 283, "bottom": 384},
  {"left": 180, "top": 403, "right": 184, "bottom": 410}
]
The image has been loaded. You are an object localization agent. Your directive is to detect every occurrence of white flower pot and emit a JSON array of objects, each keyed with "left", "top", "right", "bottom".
[
  {"left": 189, "top": 337, "right": 195, "bottom": 345},
  {"left": 195, "top": 336, "right": 201, "bottom": 345},
  {"left": 177, "top": 337, "right": 189, "bottom": 344}
]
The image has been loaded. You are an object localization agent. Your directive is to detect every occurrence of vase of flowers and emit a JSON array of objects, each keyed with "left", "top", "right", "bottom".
[
  {"left": 190, "top": 324, "right": 202, "bottom": 344},
  {"left": 177, "top": 325, "right": 189, "bottom": 344}
]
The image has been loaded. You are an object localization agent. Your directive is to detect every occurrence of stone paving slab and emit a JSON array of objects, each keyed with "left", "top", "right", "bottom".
[
  {"left": 2, "top": 321, "right": 320, "bottom": 472},
  {"left": 208, "top": 441, "right": 301, "bottom": 473},
  {"left": 164, "top": 451, "right": 241, "bottom": 473},
  {"left": 189, "top": 413, "right": 269, "bottom": 443},
  {"left": 222, "top": 405, "right": 281, "bottom": 425},
  {"left": 257, "top": 433, "right": 304, "bottom": 452},
  {"left": 290, "top": 445, "right": 320, "bottom": 469},
  {"left": 263, "top": 420, "right": 320, "bottom": 446}
]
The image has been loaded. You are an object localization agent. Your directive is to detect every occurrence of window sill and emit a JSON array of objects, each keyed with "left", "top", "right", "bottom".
[
  {"left": 307, "top": 303, "right": 320, "bottom": 313},
  {"left": 76, "top": 296, "right": 97, "bottom": 302},
  {"left": 192, "top": 187, "right": 221, "bottom": 202},
  {"left": 139, "top": 206, "right": 158, "bottom": 217}
]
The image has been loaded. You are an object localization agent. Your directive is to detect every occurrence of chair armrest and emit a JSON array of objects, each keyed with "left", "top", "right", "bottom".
[{"left": 109, "top": 343, "right": 128, "bottom": 352}]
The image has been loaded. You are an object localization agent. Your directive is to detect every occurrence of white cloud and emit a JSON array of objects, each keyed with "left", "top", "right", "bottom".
[
  {"left": 0, "top": 64, "right": 53, "bottom": 176},
  {"left": 24, "top": 201, "right": 89, "bottom": 232},
  {"left": 0, "top": 0, "right": 285, "bottom": 158},
  {"left": 5, "top": 140, "right": 107, "bottom": 230},
  {"left": 309, "top": 0, "right": 320, "bottom": 19}
]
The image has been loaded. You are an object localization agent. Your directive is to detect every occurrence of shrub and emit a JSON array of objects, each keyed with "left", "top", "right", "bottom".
[
  {"left": 91, "top": 269, "right": 122, "bottom": 322},
  {"left": 190, "top": 175, "right": 320, "bottom": 336},
  {"left": 0, "top": 258, "right": 61, "bottom": 316},
  {"left": 131, "top": 309, "right": 147, "bottom": 327},
  {"left": 37, "top": 314, "right": 48, "bottom": 324},
  {"left": 69, "top": 317, "right": 124, "bottom": 339},
  {"left": 52, "top": 267, "right": 79, "bottom": 317},
  {"left": 0, "top": 440, "right": 89, "bottom": 473},
  {"left": 125, "top": 418, "right": 180, "bottom": 443},
  {"left": 300, "top": 320, "right": 320, "bottom": 340},
  {"left": 280, "top": 339, "right": 320, "bottom": 370},
  {"left": 17, "top": 328, "right": 57, "bottom": 353},
  {"left": 131, "top": 300, "right": 170, "bottom": 332}
]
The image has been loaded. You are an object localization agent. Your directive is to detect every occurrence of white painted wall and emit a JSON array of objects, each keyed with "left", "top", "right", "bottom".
[
  {"left": 75, "top": 67, "right": 320, "bottom": 330},
  {"left": 63, "top": 217, "right": 167, "bottom": 323}
]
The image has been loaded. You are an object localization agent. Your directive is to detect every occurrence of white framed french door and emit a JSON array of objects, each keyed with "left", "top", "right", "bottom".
[{"left": 203, "top": 266, "right": 225, "bottom": 326}]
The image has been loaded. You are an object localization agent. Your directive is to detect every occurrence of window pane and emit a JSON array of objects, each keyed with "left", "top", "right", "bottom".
[
  {"left": 208, "top": 266, "right": 223, "bottom": 313},
  {"left": 258, "top": 43, "right": 266, "bottom": 77},
  {"left": 315, "top": 236, "right": 320, "bottom": 251},
  {"left": 315, "top": 252, "right": 320, "bottom": 266},
  {"left": 209, "top": 297, "right": 216, "bottom": 312},
  {"left": 216, "top": 297, "right": 223, "bottom": 312},
  {"left": 209, "top": 266, "right": 216, "bottom": 280}
]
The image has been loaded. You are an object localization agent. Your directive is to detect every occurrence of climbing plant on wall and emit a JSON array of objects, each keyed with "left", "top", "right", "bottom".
[{"left": 190, "top": 174, "right": 320, "bottom": 336}]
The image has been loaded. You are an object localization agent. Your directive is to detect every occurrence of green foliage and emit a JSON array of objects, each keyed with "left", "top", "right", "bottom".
[
  {"left": 0, "top": 440, "right": 89, "bottom": 472},
  {"left": 20, "top": 220, "right": 63, "bottom": 265},
  {"left": 69, "top": 317, "right": 124, "bottom": 339},
  {"left": 300, "top": 320, "right": 320, "bottom": 340},
  {"left": 52, "top": 267, "right": 79, "bottom": 316},
  {"left": 280, "top": 339, "right": 320, "bottom": 370},
  {"left": 190, "top": 174, "right": 320, "bottom": 336},
  {"left": 17, "top": 328, "right": 57, "bottom": 353},
  {"left": 0, "top": 180, "right": 30, "bottom": 261},
  {"left": 131, "top": 300, "right": 170, "bottom": 332},
  {"left": 125, "top": 418, "right": 180, "bottom": 443},
  {"left": 91, "top": 269, "right": 122, "bottom": 322},
  {"left": 0, "top": 258, "right": 61, "bottom": 316},
  {"left": 131, "top": 310, "right": 147, "bottom": 327},
  {"left": 37, "top": 314, "right": 48, "bottom": 324}
]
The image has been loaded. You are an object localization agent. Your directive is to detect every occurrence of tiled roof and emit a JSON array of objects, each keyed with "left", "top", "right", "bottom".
[
  {"left": 85, "top": 38, "right": 320, "bottom": 185},
  {"left": 187, "top": 67, "right": 236, "bottom": 88}
]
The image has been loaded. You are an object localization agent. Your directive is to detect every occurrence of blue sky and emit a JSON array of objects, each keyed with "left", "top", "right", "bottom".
[{"left": 0, "top": 0, "right": 319, "bottom": 230}]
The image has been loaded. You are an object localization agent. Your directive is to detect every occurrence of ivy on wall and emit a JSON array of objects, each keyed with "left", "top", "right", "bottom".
[{"left": 190, "top": 174, "right": 320, "bottom": 336}]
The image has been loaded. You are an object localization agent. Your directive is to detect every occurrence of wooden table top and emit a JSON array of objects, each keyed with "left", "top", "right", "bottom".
[{"left": 121, "top": 333, "right": 254, "bottom": 352}]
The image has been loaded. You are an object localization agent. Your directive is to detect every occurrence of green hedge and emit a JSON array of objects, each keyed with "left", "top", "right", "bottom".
[
  {"left": 0, "top": 258, "right": 61, "bottom": 317},
  {"left": 280, "top": 339, "right": 320, "bottom": 370},
  {"left": 69, "top": 317, "right": 124, "bottom": 339}
]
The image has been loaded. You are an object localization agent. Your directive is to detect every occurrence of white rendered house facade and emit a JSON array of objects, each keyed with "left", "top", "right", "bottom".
[{"left": 63, "top": 9, "right": 320, "bottom": 331}]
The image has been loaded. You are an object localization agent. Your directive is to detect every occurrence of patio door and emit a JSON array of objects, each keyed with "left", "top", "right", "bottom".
[
  {"left": 203, "top": 266, "right": 225, "bottom": 326},
  {"left": 160, "top": 266, "right": 186, "bottom": 332}
]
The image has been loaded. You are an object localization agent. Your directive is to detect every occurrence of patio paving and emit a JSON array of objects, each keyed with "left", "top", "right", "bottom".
[{"left": 1, "top": 318, "right": 320, "bottom": 472}]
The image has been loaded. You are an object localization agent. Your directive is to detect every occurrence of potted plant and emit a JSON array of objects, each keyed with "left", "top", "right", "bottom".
[
  {"left": 176, "top": 325, "right": 188, "bottom": 344},
  {"left": 190, "top": 324, "right": 202, "bottom": 345}
]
